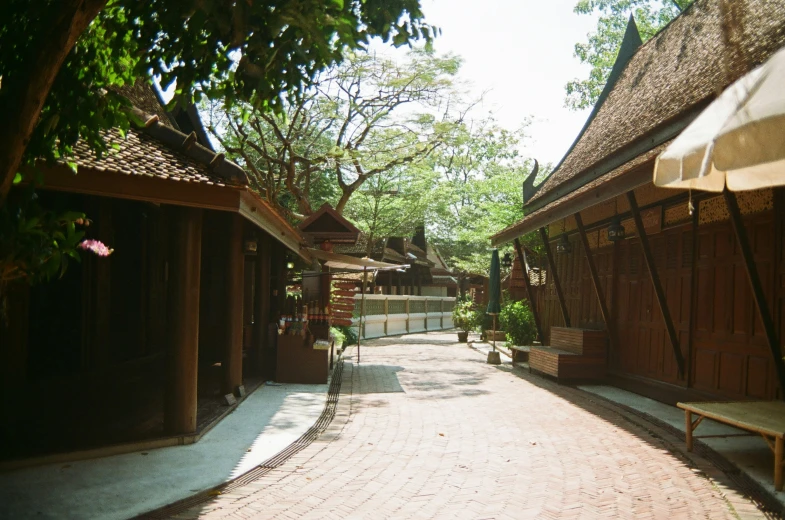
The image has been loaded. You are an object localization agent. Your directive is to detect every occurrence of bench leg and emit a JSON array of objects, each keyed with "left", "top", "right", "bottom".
[
  {"left": 685, "top": 410, "right": 693, "bottom": 452},
  {"left": 776, "top": 436, "right": 783, "bottom": 491}
]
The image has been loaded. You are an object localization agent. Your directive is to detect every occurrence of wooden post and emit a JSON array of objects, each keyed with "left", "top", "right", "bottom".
[
  {"left": 513, "top": 238, "right": 544, "bottom": 342},
  {"left": 384, "top": 297, "right": 389, "bottom": 335},
  {"left": 252, "top": 234, "right": 271, "bottom": 376},
  {"left": 627, "top": 191, "right": 685, "bottom": 378},
  {"left": 405, "top": 297, "right": 410, "bottom": 333},
  {"left": 539, "top": 227, "right": 571, "bottom": 327},
  {"left": 724, "top": 189, "right": 785, "bottom": 399},
  {"left": 574, "top": 213, "right": 615, "bottom": 346},
  {"left": 165, "top": 207, "right": 202, "bottom": 434},
  {"left": 223, "top": 214, "right": 245, "bottom": 395}
]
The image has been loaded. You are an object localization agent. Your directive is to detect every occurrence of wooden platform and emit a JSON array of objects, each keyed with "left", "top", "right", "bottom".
[
  {"left": 528, "top": 328, "right": 607, "bottom": 381},
  {"left": 678, "top": 400, "right": 785, "bottom": 490}
]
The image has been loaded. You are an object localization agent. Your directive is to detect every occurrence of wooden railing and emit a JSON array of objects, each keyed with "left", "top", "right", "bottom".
[{"left": 351, "top": 295, "right": 456, "bottom": 339}]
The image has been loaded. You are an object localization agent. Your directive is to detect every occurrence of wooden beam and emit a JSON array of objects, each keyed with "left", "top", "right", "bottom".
[
  {"left": 724, "top": 189, "right": 785, "bottom": 400},
  {"left": 574, "top": 213, "right": 614, "bottom": 338},
  {"left": 513, "top": 238, "right": 544, "bottom": 342},
  {"left": 223, "top": 214, "right": 245, "bottom": 395},
  {"left": 539, "top": 227, "right": 570, "bottom": 327},
  {"left": 165, "top": 207, "right": 202, "bottom": 434},
  {"left": 627, "top": 191, "right": 685, "bottom": 378},
  {"left": 41, "top": 165, "right": 241, "bottom": 212}
]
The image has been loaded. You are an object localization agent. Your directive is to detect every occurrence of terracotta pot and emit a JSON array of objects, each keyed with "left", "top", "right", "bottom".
[{"left": 457, "top": 331, "right": 469, "bottom": 342}]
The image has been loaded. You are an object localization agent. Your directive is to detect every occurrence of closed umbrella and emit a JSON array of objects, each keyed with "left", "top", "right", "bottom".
[
  {"left": 653, "top": 45, "right": 785, "bottom": 192},
  {"left": 487, "top": 249, "right": 501, "bottom": 360}
]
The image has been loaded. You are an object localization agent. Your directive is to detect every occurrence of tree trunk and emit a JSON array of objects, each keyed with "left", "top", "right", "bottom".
[
  {"left": 0, "top": 0, "right": 107, "bottom": 200},
  {"left": 335, "top": 187, "right": 355, "bottom": 215}
]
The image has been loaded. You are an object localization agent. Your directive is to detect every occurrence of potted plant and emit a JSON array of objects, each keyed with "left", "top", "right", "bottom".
[{"left": 453, "top": 298, "right": 478, "bottom": 342}]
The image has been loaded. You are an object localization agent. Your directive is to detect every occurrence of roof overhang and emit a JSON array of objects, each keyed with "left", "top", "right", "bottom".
[
  {"left": 305, "top": 248, "right": 408, "bottom": 272},
  {"left": 38, "top": 164, "right": 310, "bottom": 260},
  {"left": 491, "top": 156, "right": 656, "bottom": 246}
]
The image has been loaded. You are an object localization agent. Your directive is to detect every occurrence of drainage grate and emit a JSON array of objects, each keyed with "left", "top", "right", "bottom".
[{"left": 137, "top": 358, "right": 346, "bottom": 519}]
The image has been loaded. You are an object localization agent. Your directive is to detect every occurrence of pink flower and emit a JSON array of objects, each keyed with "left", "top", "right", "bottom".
[{"left": 78, "top": 239, "right": 114, "bottom": 257}]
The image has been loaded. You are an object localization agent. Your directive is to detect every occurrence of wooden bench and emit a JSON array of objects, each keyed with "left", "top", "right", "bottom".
[
  {"left": 528, "top": 327, "right": 607, "bottom": 381},
  {"left": 678, "top": 401, "right": 785, "bottom": 490}
]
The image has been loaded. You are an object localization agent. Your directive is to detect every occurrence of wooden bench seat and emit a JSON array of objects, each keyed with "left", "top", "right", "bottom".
[
  {"left": 528, "top": 328, "right": 608, "bottom": 380},
  {"left": 529, "top": 346, "right": 606, "bottom": 380},
  {"left": 678, "top": 400, "right": 785, "bottom": 490}
]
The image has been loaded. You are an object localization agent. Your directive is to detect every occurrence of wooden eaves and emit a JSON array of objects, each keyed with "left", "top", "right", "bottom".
[{"left": 39, "top": 163, "right": 312, "bottom": 261}]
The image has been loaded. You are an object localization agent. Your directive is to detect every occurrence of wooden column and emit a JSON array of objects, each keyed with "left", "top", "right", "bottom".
[
  {"left": 165, "top": 207, "right": 202, "bottom": 434},
  {"left": 223, "top": 214, "right": 245, "bottom": 395},
  {"left": 252, "top": 234, "right": 271, "bottom": 376},
  {"left": 627, "top": 191, "right": 685, "bottom": 378},
  {"left": 724, "top": 189, "right": 785, "bottom": 399},
  {"left": 539, "top": 227, "right": 570, "bottom": 327},
  {"left": 513, "top": 238, "right": 543, "bottom": 342}
]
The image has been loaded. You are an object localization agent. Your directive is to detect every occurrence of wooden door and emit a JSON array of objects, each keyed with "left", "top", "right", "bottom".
[
  {"left": 613, "top": 225, "right": 691, "bottom": 385},
  {"left": 692, "top": 214, "right": 777, "bottom": 399}
]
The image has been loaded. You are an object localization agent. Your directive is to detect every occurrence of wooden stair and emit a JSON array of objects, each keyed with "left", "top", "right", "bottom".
[{"left": 528, "top": 327, "right": 607, "bottom": 381}]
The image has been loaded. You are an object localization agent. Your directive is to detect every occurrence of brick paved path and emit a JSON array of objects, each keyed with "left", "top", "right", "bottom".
[{"left": 166, "top": 332, "right": 765, "bottom": 519}]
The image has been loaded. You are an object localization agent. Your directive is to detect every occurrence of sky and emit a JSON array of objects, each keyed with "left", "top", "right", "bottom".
[{"left": 415, "top": 0, "right": 600, "bottom": 166}]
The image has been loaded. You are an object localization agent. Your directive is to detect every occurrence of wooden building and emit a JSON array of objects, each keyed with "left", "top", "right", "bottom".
[
  {"left": 492, "top": 0, "right": 785, "bottom": 402},
  {"left": 0, "top": 83, "right": 308, "bottom": 462}
]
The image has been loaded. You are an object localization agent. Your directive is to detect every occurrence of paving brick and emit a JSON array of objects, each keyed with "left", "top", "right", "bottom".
[{"left": 159, "top": 332, "right": 767, "bottom": 519}]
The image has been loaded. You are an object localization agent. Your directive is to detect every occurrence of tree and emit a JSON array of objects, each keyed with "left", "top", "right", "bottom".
[
  {"left": 426, "top": 116, "right": 546, "bottom": 276},
  {"left": 565, "top": 0, "right": 693, "bottom": 110},
  {"left": 0, "top": 0, "right": 436, "bottom": 201},
  {"left": 343, "top": 165, "right": 438, "bottom": 257},
  {"left": 209, "top": 49, "right": 464, "bottom": 219}
]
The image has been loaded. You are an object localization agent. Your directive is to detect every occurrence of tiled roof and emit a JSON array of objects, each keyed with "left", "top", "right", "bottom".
[
  {"left": 528, "top": 0, "right": 785, "bottom": 209},
  {"left": 69, "top": 128, "right": 244, "bottom": 187},
  {"left": 332, "top": 233, "right": 385, "bottom": 257},
  {"left": 115, "top": 81, "right": 178, "bottom": 129}
]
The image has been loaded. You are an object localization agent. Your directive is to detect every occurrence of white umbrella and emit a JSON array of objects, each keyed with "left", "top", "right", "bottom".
[{"left": 654, "top": 45, "right": 785, "bottom": 192}]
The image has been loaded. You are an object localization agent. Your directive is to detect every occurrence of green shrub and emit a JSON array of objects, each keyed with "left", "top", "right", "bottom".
[
  {"left": 499, "top": 300, "right": 537, "bottom": 346},
  {"left": 331, "top": 324, "right": 357, "bottom": 346},
  {"left": 452, "top": 298, "right": 479, "bottom": 333}
]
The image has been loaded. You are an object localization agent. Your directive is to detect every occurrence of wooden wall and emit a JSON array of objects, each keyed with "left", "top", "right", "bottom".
[{"left": 531, "top": 195, "right": 782, "bottom": 401}]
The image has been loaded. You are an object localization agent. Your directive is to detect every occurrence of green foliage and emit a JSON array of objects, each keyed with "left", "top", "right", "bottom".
[
  {"left": 1, "top": 0, "right": 435, "bottom": 287},
  {"left": 0, "top": 188, "right": 86, "bottom": 287},
  {"left": 452, "top": 298, "right": 479, "bottom": 333},
  {"left": 209, "top": 49, "right": 462, "bottom": 221},
  {"left": 565, "top": 0, "right": 693, "bottom": 110},
  {"left": 332, "top": 324, "right": 357, "bottom": 346},
  {"left": 2, "top": 0, "right": 436, "bottom": 188},
  {"left": 344, "top": 165, "right": 438, "bottom": 255},
  {"left": 426, "top": 117, "right": 545, "bottom": 276},
  {"left": 329, "top": 326, "right": 346, "bottom": 347},
  {"left": 499, "top": 300, "right": 537, "bottom": 346}
]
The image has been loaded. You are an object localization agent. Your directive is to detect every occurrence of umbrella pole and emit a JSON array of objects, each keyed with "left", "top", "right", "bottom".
[{"left": 492, "top": 314, "right": 496, "bottom": 352}]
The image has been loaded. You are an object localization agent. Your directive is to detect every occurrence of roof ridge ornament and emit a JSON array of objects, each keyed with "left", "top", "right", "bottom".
[
  {"left": 523, "top": 14, "right": 643, "bottom": 212},
  {"left": 521, "top": 159, "right": 541, "bottom": 205}
]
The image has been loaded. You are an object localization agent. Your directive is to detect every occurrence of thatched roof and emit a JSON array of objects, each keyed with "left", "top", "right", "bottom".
[{"left": 526, "top": 0, "right": 785, "bottom": 213}]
